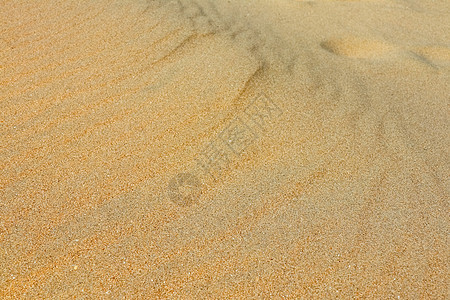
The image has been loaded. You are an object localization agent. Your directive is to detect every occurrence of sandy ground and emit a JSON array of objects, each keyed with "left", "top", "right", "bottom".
[{"left": 1, "top": 0, "right": 449, "bottom": 298}]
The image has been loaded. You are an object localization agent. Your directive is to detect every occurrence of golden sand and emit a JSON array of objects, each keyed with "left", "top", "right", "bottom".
[{"left": 1, "top": 0, "right": 448, "bottom": 298}]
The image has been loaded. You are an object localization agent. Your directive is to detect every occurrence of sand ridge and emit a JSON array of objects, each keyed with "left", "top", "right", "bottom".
[{"left": 1, "top": 0, "right": 449, "bottom": 298}]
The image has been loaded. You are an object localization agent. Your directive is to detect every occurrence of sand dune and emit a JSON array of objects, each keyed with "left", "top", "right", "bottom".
[{"left": 1, "top": 0, "right": 448, "bottom": 298}]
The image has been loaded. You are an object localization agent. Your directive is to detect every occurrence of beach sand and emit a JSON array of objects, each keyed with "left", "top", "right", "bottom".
[{"left": 1, "top": 0, "right": 448, "bottom": 298}]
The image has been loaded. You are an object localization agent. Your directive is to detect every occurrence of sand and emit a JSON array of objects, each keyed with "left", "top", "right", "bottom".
[{"left": 0, "top": 0, "right": 449, "bottom": 298}]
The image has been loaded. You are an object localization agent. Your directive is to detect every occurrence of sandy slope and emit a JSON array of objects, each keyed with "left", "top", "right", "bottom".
[{"left": 0, "top": 0, "right": 448, "bottom": 298}]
